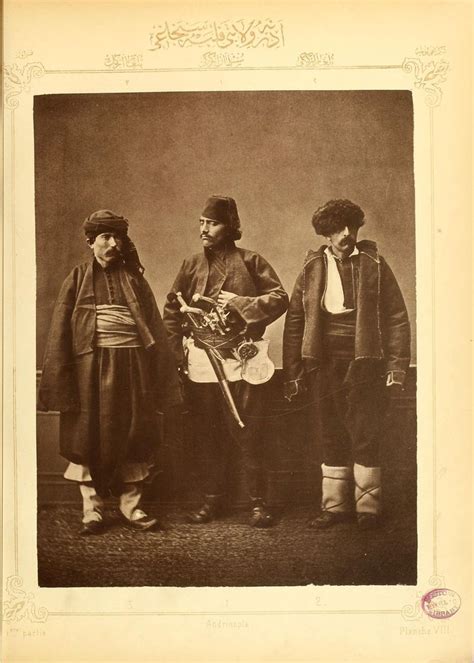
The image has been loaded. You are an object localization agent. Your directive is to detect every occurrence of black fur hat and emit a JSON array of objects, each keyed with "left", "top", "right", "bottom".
[{"left": 311, "top": 199, "right": 365, "bottom": 236}]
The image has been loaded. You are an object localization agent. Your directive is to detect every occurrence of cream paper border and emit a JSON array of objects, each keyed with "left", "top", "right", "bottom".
[{"left": 2, "top": 1, "right": 472, "bottom": 661}]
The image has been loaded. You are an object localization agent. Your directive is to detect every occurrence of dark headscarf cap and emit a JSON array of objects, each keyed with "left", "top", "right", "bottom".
[{"left": 83, "top": 209, "right": 129, "bottom": 237}]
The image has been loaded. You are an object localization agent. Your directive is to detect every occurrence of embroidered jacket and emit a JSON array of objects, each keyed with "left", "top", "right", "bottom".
[{"left": 282, "top": 240, "right": 410, "bottom": 396}]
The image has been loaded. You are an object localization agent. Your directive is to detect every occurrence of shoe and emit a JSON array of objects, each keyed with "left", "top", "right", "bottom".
[
  {"left": 80, "top": 520, "right": 104, "bottom": 536},
  {"left": 127, "top": 514, "right": 159, "bottom": 531},
  {"left": 187, "top": 495, "right": 222, "bottom": 524},
  {"left": 357, "top": 513, "right": 380, "bottom": 530},
  {"left": 308, "top": 511, "right": 351, "bottom": 529},
  {"left": 187, "top": 503, "right": 217, "bottom": 524},
  {"left": 249, "top": 504, "right": 274, "bottom": 528}
]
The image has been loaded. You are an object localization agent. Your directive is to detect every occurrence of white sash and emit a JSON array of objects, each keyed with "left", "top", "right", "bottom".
[{"left": 95, "top": 304, "right": 142, "bottom": 348}]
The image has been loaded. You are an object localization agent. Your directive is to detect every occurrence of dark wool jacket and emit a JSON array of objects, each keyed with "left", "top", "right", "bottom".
[
  {"left": 283, "top": 240, "right": 410, "bottom": 394},
  {"left": 38, "top": 259, "right": 182, "bottom": 413},
  {"left": 163, "top": 243, "right": 289, "bottom": 367}
]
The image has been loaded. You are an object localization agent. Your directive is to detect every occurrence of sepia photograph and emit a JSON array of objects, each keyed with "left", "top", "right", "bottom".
[
  {"left": 35, "top": 89, "right": 416, "bottom": 587},
  {"left": 3, "top": 2, "right": 471, "bottom": 661}
]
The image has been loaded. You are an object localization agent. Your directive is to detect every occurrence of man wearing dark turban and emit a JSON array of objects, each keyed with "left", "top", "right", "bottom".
[
  {"left": 283, "top": 199, "right": 410, "bottom": 530},
  {"left": 163, "top": 195, "right": 288, "bottom": 527},
  {"left": 38, "top": 210, "right": 182, "bottom": 535}
]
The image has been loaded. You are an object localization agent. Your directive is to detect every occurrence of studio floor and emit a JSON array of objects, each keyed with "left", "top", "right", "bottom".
[
  {"left": 38, "top": 488, "right": 417, "bottom": 587},
  {"left": 37, "top": 369, "right": 417, "bottom": 588}
]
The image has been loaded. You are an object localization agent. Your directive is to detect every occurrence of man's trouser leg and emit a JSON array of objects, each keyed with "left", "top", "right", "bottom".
[
  {"left": 186, "top": 381, "right": 227, "bottom": 500},
  {"left": 117, "top": 461, "right": 159, "bottom": 528},
  {"left": 119, "top": 481, "right": 144, "bottom": 521},
  {"left": 79, "top": 483, "right": 104, "bottom": 524},
  {"left": 222, "top": 380, "right": 273, "bottom": 527},
  {"left": 318, "top": 362, "right": 353, "bottom": 517},
  {"left": 346, "top": 375, "right": 388, "bottom": 518},
  {"left": 353, "top": 464, "right": 382, "bottom": 515},
  {"left": 321, "top": 464, "right": 352, "bottom": 514},
  {"left": 118, "top": 480, "right": 158, "bottom": 530},
  {"left": 185, "top": 381, "right": 226, "bottom": 522},
  {"left": 224, "top": 380, "right": 266, "bottom": 502}
]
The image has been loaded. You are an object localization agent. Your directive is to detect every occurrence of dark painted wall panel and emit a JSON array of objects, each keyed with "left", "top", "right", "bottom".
[{"left": 37, "top": 368, "right": 416, "bottom": 507}]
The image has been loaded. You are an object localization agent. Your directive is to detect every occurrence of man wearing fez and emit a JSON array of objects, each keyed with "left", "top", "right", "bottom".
[
  {"left": 38, "top": 210, "right": 182, "bottom": 535},
  {"left": 283, "top": 199, "right": 410, "bottom": 530},
  {"left": 163, "top": 195, "right": 288, "bottom": 527}
]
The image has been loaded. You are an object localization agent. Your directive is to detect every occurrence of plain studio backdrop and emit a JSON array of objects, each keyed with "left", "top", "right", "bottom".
[
  {"left": 35, "top": 90, "right": 418, "bottom": 587},
  {"left": 35, "top": 89, "right": 416, "bottom": 368}
]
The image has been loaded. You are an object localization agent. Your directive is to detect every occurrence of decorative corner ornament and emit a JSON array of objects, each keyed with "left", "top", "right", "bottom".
[
  {"left": 401, "top": 596, "right": 424, "bottom": 621},
  {"left": 402, "top": 54, "right": 449, "bottom": 107},
  {"left": 427, "top": 574, "right": 446, "bottom": 588},
  {"left": 401, "top": 575, "right": 446, "bottom": 621},
  {"left": 4, "top": 55, "right": 45, "bottom": 110},
  {"left": 2, "top": 576, "right": 48, "bottom": 623}
]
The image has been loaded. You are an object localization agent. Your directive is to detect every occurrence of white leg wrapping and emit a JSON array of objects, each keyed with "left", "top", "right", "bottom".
[
  {"left": 119, "top": 482, "right": 146, "bottom": 521},
  {"left": 354, "top": 464, "right": 382, "bottom": 515},
  {"left": 79, "top": 484, "right": 104, "bottom": 524},
  {"left": 321, "top": 464, "right": 352, "bottom": 513}
]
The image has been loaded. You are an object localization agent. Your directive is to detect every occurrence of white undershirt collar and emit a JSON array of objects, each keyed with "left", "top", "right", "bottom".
[
  {"left": 323, "top": 245, "right": 359, "bottom": 313},
  {"left": 324, "top": 245, "right": 359, "bottom": 260}
]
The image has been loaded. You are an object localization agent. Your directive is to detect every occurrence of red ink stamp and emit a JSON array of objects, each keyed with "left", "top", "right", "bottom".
[{"left": 421, "top": 588, "right": 461, "bottom": 619}]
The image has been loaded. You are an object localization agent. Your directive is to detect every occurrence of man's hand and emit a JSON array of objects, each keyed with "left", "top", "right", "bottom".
[
  {"left": 217, "top": 290, "right": 238, "bottom": 308},
  {"left": 283, "top": 379, "right": 307, "bottom": 404},
  {"left": 177, "top": 365, "right": 189, "bottom": 385},
  {"left": 174, "top": 366, "right": 191, "bottom": 414}
]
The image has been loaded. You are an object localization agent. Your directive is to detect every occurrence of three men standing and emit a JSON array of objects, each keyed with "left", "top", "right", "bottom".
[
  {"left": 163, "top": 195, "right": 288, "bottom": 527},
  {"left": 38, "top": 210, "right": 182, "bottom": 534},
  {"left": 283, "top": 199, "right": 410, "bottom": 529},
  {"left": 39, "top": 198, "right": 410, "bottom": 535}
]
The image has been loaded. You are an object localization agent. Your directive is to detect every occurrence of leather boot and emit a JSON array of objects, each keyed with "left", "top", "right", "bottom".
[
  {"left": 187, "top": 494, "right": 223, "bottom": 524},
  {"left": 249, "top": 498, "right": 274, "bottom": 528}
]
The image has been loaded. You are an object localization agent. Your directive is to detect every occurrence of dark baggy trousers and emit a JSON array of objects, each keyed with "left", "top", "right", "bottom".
[
  {"left": 306, "top": 313, "right": 389, "bottom": 515},
  {"left": 311, "top": 311, "right": 390, "bottom": 467},
  {"left": 186, "top": 379, "right": 266, "bottom": 502},
  {"left": 312, "top": 356, "right": 390, "bottom": 467}
]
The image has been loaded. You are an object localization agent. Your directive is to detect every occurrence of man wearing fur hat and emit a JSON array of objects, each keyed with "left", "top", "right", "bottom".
[
  {"left": 283, "top": 199, "right": 410, "bottom": 530},
  {"left": 38, "top": 210, "right": 182, "bottom": 535},
  {"left": 163, "top": 195, "right": 288, "bottom": 527}
]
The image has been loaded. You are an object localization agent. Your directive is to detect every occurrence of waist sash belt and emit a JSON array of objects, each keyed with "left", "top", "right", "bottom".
[{"left": 95, "top": 304, "right": 142, "bottom": 348}]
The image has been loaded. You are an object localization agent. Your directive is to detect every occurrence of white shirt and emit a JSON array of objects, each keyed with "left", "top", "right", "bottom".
[{"left": 323, "top": 246, "right": 359, "bottom": 314}]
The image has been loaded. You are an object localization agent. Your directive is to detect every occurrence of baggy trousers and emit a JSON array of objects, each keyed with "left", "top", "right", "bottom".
[
  {"left": 315, "top": 357, "right": 389, "bottom": 468},
  {"left": 186, "top": 379, "right": 266, "bottom": 502},
  {"left": 309, "top": 356, "right": 389, "bottom": 515}
]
